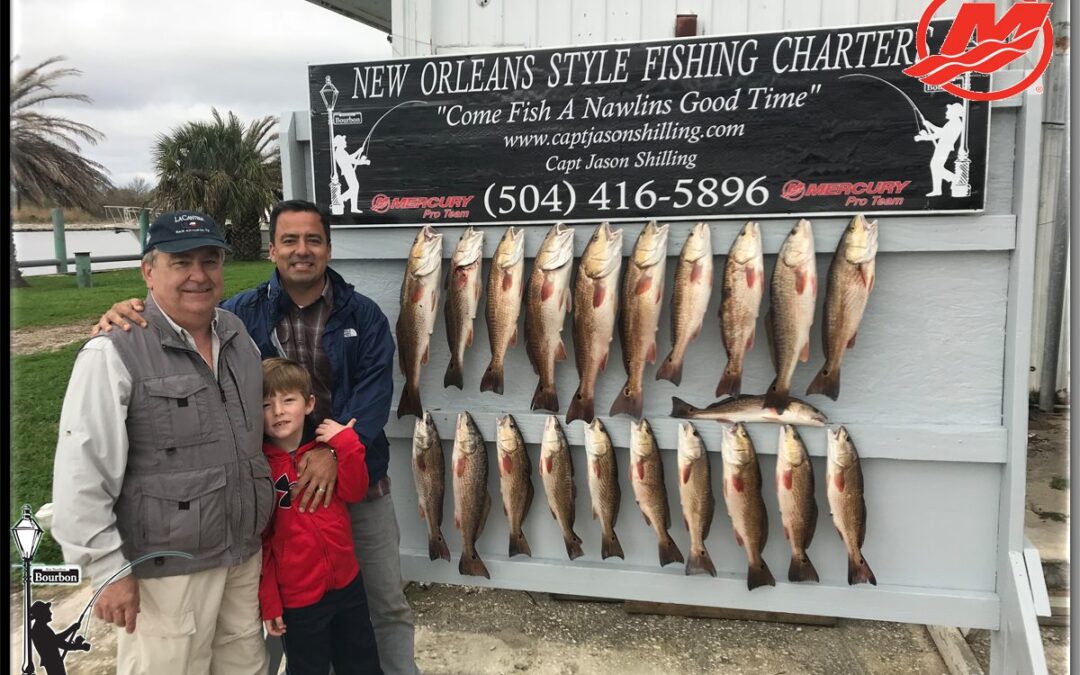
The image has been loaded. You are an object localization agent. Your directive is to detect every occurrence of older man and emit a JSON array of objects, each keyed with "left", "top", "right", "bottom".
[{"left": 53, "top": 211, "right": 273, "bottom": 675}]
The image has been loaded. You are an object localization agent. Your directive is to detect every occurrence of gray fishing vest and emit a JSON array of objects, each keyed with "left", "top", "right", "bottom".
[{"left": 108, "top": 297, "right": 273, "bottom": 579}]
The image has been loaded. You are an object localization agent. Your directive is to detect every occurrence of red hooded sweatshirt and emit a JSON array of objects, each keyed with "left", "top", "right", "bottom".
[{"left": 259, "top": 429, "right": 368, "bottom": 620}]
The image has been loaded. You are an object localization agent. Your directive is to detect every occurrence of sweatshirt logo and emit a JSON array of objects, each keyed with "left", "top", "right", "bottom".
[{"left": 274, "top": 474, "right": 298, "bottom": 508}]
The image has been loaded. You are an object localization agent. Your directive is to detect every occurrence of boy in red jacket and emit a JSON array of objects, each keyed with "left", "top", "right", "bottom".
[{"left": 259, "top": 357, "right": 383, "bottom": 675}]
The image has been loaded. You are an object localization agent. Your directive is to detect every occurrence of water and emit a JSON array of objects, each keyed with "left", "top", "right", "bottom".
[{"left": 13, "top": 230, "right": 143, "bottom": 277}]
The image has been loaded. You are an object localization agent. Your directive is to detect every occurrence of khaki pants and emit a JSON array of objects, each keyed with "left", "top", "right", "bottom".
[{"left": 117, "top": 554, "right": 267, "bottom": 675}]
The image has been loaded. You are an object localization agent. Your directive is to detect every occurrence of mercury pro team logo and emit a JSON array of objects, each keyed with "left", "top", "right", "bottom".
[{"left": 904, "top": 0, "right": 1053, "bottom": 101}]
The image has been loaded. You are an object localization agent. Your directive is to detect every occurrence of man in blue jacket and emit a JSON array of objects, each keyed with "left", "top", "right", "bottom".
[{"left": 95, "top": 200, "right": 417, "bottom": 675}]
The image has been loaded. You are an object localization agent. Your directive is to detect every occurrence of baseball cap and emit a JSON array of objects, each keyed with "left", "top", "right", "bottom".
[{"left": 143, "top": 210, "right": 231, "bottom": 255}]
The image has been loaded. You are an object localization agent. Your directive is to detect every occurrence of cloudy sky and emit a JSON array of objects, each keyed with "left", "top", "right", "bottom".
[{"left": 12, "top": 0, "right": 392, "bottom": 187}]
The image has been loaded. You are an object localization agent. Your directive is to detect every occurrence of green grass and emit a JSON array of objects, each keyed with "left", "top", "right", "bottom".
[
  {"left": 10, "top": 344, "right": 82, "bottom": 566},
  {"left": 10, "top": 260, "right": 276, "bottom": 329}
]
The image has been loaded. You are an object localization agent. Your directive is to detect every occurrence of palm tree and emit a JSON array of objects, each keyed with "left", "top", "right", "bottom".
[
  {"left": 9, "top": 56, "right": 113, "bottom": 286},
  {"left": 153, "top": 109, "right": 280, "bottom": 260}
]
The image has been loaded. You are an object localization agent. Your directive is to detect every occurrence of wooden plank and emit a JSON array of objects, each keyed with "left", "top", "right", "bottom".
[
  {"left": 331, "top": 215, "right": 1018, "bottom": 258},
  {"left": 625, "top": 600, "right": 838, "bottom": 626},
  {"left": 386, "top": 411, "right": 1008, "bottom": 464},
  {"left": 927, "top": 625, "right": 985, "bottom": 675},
  {"left": 399, "top": 550, "right": 1002, "bottom": 628}
]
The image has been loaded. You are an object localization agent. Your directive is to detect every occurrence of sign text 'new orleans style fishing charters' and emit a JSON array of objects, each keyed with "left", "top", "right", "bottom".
[{"left": 308, "top": 20, "right": 989, "bottom": 225}]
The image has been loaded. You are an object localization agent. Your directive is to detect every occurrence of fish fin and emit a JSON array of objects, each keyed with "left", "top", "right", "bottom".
[
  {"left": 733, "top": 476, "right": 745, "bottom": 493},
  {"left": 763, "top": 378, "right": 790, "bottom": 413},
  {"left": 509, "top": 531, "right": 532, "bottom": 558},
  {"left": 564, "top": 287, "right": 572, "bottom": 312},
  {"left": 593, "top": 281, "right": 606, "bottom": 308},
  {"left": 416, "top": 456, "right": 427, "bottom": 472},
  {"left": 747, "top": 560, "right": 776, "bottom": 590},
  {"left": 795, "top": 269, "right": 807, "bottom": 294},
  {"left": 455, "top": 457, "right": 466, "bottom": 478},
  {"left": 602, "top": 532, "right": 625, "bottom": 560},
  {"left": 500, "top": 454, "right": 513, "bottom": 476},
  {"left": 635, "top": 274, "right": 653, "bottom": 295},
  {"left": 691, "top": 261, "right": 705, "bottom": 283},
  {"left": 642, "top": 512, "right": 652, "bottom": 527},
  {"left": 609, "top": 384, "right": 643, "bottom": 419},
  {"left": 544, "top": 457, "right": 553, "bottom": 474},
  {"left": 454, "top": 515, "right": 461, "bottom": 530},
  {"left": 833, "top": 472, "right": 845, "bottom": 492},
  {"left": 591, "top": 507, "right": 598, "bottom": 521},
  {"left": 503, "top": 272, "right": 514, "bottom": 292},
  {"left": 599, "top": 350, "right": 610, "bottom": 372},
  {"left": 565, "top": 532, "right": 585, "bottom": 560},
  {"left": 418, "top": 504, "right": 427, "bottom": 521},
  {"left": 444, "top": 358, "right": 464, "bottom": 389},
  {"left": 556, "top": 340, "right": 568, "bottom": 361},
  {"left": 745, "top": 266, "right": 757, "bottom": 288},
  {"left": 747, "top": 330, "right": 755, "bottom": 351},
  {"left": 430, "top": 531, "right": 451, "bottom": 562},
  {"left": 789, "top": 554, "right": 820, "bottom": 583},
  {"left": 466, "top": 327, "right": 474, "bottom": 347},
  {"left": 397, "top": 385, "right": 422, "bottom": 419},
  {"left": 480, "top": 362, "right": 504, "bottom": 395},
  {"left": 565, "top": 390, "right": 593, "bottom": 424},
  {"left": 800, "top": 340, "right": 810, "bottom": 362},
  {"left": 811, "top": 273, "right": 818, "bottom": 297},
  {"left": 670, "top": 396, "right": 699, "bottom": 419},
  {"left": 422, "top": 345, "right": 430, "bottom": 365},
  {"left": 541, "top": 276, "right": 555, "bottom": 301},
  {"left": 782, "top": 470, "right": 793, "bottom": 490},
  {"left": 655, "top": 352, "right": 683, "bottom": 385},
  {"left": 636, "top": 460, "right": 645, "bottom": 481},
  {"left": 509, "top": 327, "right": 518, "bottom": 347},
  {"left": 806, "top": 364, "right": 840, "bottom": 400},
  {"left": 647, "top": 341, "right": 657, "bottom": 364},
  {"left": 686, "top": 547, "right": 717, "bottom": 577},
  {"left": 681, "top": 466, "right": 692, "bottom": 485},
  {"left": 715, "top": 366, "right": 742, "bottom": 398},
  {"left": 847, "top": 333, "right": 857, "bottom": 349},
  {"left": 459, "top": 551, "right": 490, "bottom": 579},
  {"left": 848, "top": 554, "right": 877, "bottom": 586},
  {"left": 868, "top": 273, "right": 875, "bottom": 294},
  {"left": 531, "top": 382, "right": 559, "bottom": 413},
  {"left": 659, "top": 534, "right": 684, "bottom": 567},
  {"left": 735, "top": 531, "right": 744, "bottom": 547}
]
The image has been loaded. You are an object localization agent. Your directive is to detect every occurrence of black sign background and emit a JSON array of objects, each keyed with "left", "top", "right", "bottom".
[{"left": 309, "top": 20, "right": 989, "bottom": 225}]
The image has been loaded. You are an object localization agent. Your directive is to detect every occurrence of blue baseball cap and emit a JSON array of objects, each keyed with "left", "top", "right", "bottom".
[{"left": 144, "top": 210, "right": 231, "bottom": 255}]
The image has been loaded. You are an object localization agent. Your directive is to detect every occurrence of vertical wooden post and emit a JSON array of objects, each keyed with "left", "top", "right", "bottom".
[
  {"left": 52, "top": 207, "right": 68, "bottom": 274},
  {"left": 75, "top": 252, "right": 92, "bottom": 288},
  {"left": 139, "top": 209, "right": 150, "bottom": 249}
]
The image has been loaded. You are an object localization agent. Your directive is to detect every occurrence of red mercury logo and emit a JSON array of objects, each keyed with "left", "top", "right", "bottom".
[
  {"left": 371, "top": 194, "right": 391, "bottom": 214},
  {"left": 904, "top": 0, "right": 1054, "bottom": 102}
]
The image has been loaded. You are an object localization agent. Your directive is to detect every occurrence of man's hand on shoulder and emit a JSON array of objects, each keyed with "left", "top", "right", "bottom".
[
  {"left": 91, "top": 298, "right": 148, "bottom": 336},
  {"left": 294, "top": 444, "right": 340, "bottom": 512},
  {"left": 94, "top": 574, "right": 140, "bottom": 633}
]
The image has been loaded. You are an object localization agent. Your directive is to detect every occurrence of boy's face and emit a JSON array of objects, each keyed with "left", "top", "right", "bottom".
[{"left": 263, "top": 389, "right": 315, "bottom": 444}]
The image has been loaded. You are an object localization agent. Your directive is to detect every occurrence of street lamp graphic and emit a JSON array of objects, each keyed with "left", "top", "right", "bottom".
[
  {"left": 13, "top": 504, "right": 44, "bottom": 674},
  {"left": 320, "top": 76, "right": 344, "bottom": 216}
]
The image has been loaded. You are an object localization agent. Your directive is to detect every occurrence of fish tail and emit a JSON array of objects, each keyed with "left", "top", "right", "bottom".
[
  {"left": 565, "top": 388, "right": 594, "bottom": 423},
  {"left": 508, "top": 530, "right": 532, "bottom": 558},
  {"left": 763, "top": 377, "right": 791, "bottom": 413},
  {"left": 429, "top": 529, "right": 451, "bottom": 562},
  {"left": 480, "top": 361, "right": 504, "bottom": 394},
  {"left": 601, "top": 531, "right": 624, "bottom": 560},
  {"left": 686, "top": 546, "right": 717, "bottom": 577},
  {"left": 397, "top": 385, "right": 422, "bottom": 419},
  {"left": 670, "top": 396, "right": 700, "bottom": 419},
  {"left": 747, "top": 559, "right": 777, "bottom": 590},
  {"left": 658, "top": 533, "right": 684, "bottom": 567},
  {"left": 655, "top": 350, "right": 684, "bottom": 385},
  {"left": 459, "top": 549, "right": 491, "bottom": 579},
  {"left": 848, "top": 553, "right": 877, "bottom": 586},
  {"left": 530, "top": 381, "right": 559, "bottom": 412},
  {"left": 788, "top": 553, "right": 820, "bottom": 583},
  {"left": 609, "top": 383, "right": 643, "bottom": 419},
  {"left": 806, "top": 363, "right": 841, "bottom": 400},
  {"left": 444, "top": 357, "right": 464, "bottom": 390},
  {"left": 564, "top": 531, "right": 585, "bottom": 561},
  {"left": 715, "top": 363, "right": 742, "bottom": 398}
]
